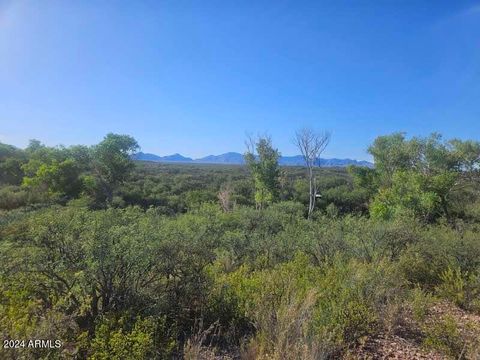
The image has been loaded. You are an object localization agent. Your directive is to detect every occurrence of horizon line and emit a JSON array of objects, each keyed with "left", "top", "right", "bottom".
[{"left": 135, "top": 150, "right": 373, "bottom": 163}]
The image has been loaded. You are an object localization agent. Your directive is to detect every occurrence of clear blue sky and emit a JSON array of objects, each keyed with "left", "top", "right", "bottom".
[{"left": 1, "top": 0, "right": 479, "bottom": 160}]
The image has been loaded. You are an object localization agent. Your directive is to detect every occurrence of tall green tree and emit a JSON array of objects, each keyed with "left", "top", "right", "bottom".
[
  {"left": 91, "top": 133, "right": 139, "bottom": 204},
  {"left": 367, "top": 132, "right": 419, "bottom": 186},
  {"left": 244, "top": 136, "right": 281, "bottom": 209}
]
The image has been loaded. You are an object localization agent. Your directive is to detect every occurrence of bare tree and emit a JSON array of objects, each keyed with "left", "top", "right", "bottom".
[
  {"left": 218, "top": 183, "right": 235, "bottom": 212},
  {"left": 294, "top": 128, "right": 331, "bottom": 219}
]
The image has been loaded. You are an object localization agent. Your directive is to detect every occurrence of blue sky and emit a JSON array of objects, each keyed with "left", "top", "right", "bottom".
[{"left": 0, "top": 0, "right": 479, "bottom": 160}]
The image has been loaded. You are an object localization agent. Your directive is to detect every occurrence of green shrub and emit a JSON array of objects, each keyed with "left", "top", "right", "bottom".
[
  {"left": 399, "top": 226, "right": 480, "bottom": 290},
  {"left": 422, "top": 315, "right": 464, "bottom": 358},
  {"left": 436, "top": 267, "right": 480, "bottom": 314},
  {"left": 89, "top": 316, "right": 157, "bottom": 360},
  {"left": 214, "top": 255, "right": 328, "bottom": 358},
  {"left": 312, "top": 258, "right": 404, "bottom": 348},
  {"left": 211, "top": 254, "right": 405, "bottom": 357},
  {"left": 408, "top": 287, "right": 435, "bottom": 322},
  {"left": 0, "top": 185, "right": 47, "bottom": 210}
]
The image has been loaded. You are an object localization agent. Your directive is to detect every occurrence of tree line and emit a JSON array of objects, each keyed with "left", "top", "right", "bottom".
[{"left": 244, "top": 131, "right": 479, "bottom": 224}]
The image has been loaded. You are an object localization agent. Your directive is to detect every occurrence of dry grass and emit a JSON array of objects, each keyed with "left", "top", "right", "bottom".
[
  {"left": 183, "top": 320, "right": 221, "bottom": 360},
  {"left": 240, "top": 289, "right": 332, "bottom": 360}
]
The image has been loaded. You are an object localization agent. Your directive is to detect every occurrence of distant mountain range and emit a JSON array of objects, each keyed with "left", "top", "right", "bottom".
[{"left": 133, "top": 152, "right": 373, "bottom": 168}]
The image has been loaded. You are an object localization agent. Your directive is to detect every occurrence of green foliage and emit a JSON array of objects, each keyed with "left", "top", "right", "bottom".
[
  {"left": 370, "top": 170, "right": 442, "bottom": 221},
  {"left": 422, "top": 315, "right": 464, "bottom": 358},
  {"left": 347, "top": 165, "right": 379, "bottom": 196},
  {"left": 22, "top": 158, "right": 84, "bottom": 198},
  {"left": 0, "top": 134, "right": 140, "bottom": 210},
  {"left": 314, "top": 258, "right": 404, "bottom": 347},
  {"left": 292, "top": 178, "right": 309, "bottom": 205},
  {"left": 325, "top": 202, "right": 339, "bottom": 218},
  {"left": 366, "top": 133, "right": 480, "bottom": 223},
  {"left": 92, "top": 134, "right": 139, "bottom": 185},
  {"left": 185, "top": 189, "right": 216, "bottom": 210},
  {"left": 211, "top": 254, "right": 405, "bottom": 357},
  {"left": 0, "top": 186, "right": 32, "bottom": 210},
  {"left": 245, "top": 137, "right": 281, "bottom": 209},
  {"left": 91, "top": 133, "right": 139, "bottom": 204},
  {"left": 399, "top": 226, "right": 480, "bottom": 290},
  {"left": 0, "top": 142, "right": 26, "bottom": 185},
  {"left": 89, "top": 316, "right": 156, "bottom": 360},
  {"left": 437, "top": 267, "right": 467, "bottom": 309},
  {"left": 368, "top": 132, "right": 417, "bottom": 184},
  {"left": 321, "top": 185, "right": 370, "bottom": 214},
  {"left": 436, "top": 267, "right": 480, "bottom": 313},
  {"left": 0, "top": 206, "right": 225, "bottom": 358},
  {"left": 408, "top": 287, "right": 435, "bottom": 322}
]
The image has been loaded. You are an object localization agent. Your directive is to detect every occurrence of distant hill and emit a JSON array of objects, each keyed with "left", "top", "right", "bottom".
[
  {"left": 133, "top": 151, "right": 373, "bottom": 167},
  {"left": 278, "top": 155, "right": 373, "bottom": 167},
  {"left": 278, "top": 155, "right": 307, "bottom": 166},
  {"left": 132, "top": 152, "right": 193, "bottom": 163},
  {"left": 195, "top": 152, "right": 245, "bottom": 164},
  {"left": 318, "top": 158, "right": 373, "bottom": 167},
  {"left": 132, "top": 152, "right": 163, "bottom": 162}
]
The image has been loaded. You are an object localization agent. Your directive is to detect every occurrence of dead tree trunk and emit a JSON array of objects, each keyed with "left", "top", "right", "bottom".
[{"left": 294, "top": 128, "right": 330, "bottom": 219}]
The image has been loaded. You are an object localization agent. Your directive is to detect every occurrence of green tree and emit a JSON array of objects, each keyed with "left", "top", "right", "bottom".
[
  {"left": 368, "top": 133, "right": 480, "bottom": 223},
  {"left": 22, "top": 158, "right": 83, "bottom": 198},
  {"left": 0, "top": 143, "right": 26, "bottom": 185},
  {"left": 450, "top": 139, "right": 480, "bottom": 181},
  {"left": 347, "top": 165, "right": 378, "bottom": 196},
  {"left": 367, "top": 132, "right": 419, "bottom": 186},
  {"left": 21, "top": 141, "right": 85, "bottom": 199},
  {"left": 244, "top": 136, "right": 281, "bottom": 209},
  {"left": 91, "top": 134, "right": 139, "bottom": 204},
  {"left": 370, "top": 170, "right": 441, "bottom": 221}
]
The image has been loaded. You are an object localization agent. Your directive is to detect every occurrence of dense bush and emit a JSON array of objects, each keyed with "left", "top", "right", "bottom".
[{"left": 1, "top": 195, "right": 479, "bottom": 358}]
